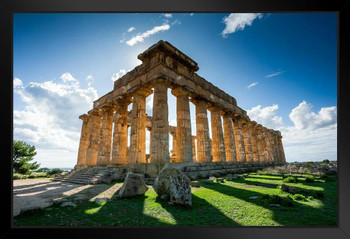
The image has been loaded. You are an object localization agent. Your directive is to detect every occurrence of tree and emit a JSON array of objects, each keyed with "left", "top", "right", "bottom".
[{"left": 13, "top": 140, "right": 40, "bottom": 174}]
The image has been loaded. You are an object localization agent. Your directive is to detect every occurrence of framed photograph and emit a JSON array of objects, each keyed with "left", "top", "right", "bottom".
[{"left": 3, "top": 0, "right": 350, "bottom": 238}]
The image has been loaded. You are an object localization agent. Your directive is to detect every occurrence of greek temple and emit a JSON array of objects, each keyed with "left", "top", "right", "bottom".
[{"left": 74, "top": 40, "right": 286, "bottom": 180}]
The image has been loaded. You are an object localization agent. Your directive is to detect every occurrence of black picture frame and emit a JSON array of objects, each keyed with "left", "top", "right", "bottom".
[{"left": 2, "top": 0, "right": 350, "bottom": 238}]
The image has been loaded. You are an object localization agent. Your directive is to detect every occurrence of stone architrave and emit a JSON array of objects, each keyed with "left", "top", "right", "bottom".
[
  {"left": 111, "top": 98, "right": 130, "bottom": 165},
  {"left": 248, "top": 121, "right": 260, "bottom": 163},
  {"left": 171, "top": 87, "right": 193, "bottom": 163},
  {"left": 86, "top": 109, "right": 102, "bottom": 166},
  {"left": 241, "top": 119, "right": 253, "bottom": 162},
  {"left": 233, "top": 116, "right": 246, "bottom": 162},
  {"left": 255, "top": 124, "right": 266, "bottom": 162},
  {"left": 192, "top": 136, "right": 197, "bottom": 162},
  {"left": 192, "top": 98, "right": 212, "bottom": 163},
  {"left": 149, "top": 81, "right": 169, "bottom": 164},
  {"left": 209, "top": 105, "right": 226, "bottom": 162},
  {"left": 97, "top": 103, "right": 115, "bottom": 166},
  {"left": 128, "top": 87, "right": 153, "bottom": 164},
  {"left": 222, "top": 112, "right": 237, "bottom": 162},
  {"left": 77, "top": 114, "right": 91, "bottom": 166}
]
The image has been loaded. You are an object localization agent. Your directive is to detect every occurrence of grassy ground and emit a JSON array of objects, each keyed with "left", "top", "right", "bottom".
[{"left": 13, "top": 173, "right": 337, "bottom": 227}]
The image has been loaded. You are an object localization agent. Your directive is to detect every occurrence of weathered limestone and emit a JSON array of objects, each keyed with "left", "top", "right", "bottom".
[
  {"left": 192, "top": 136, "right": 197, "bottom": 162},
  {"left": 86, "top": 109, "right": 102, "bottom": 166},
  {"left": 241, "top": 119, "right": 253, "bottom": 162},
  {"left": 77, "top": 114, "right": 91, "bottom": 166},
  {"left": 222, "top": 112, "right": 237, "bottom": 162},
  {"left": 209, "top": 105, "right": 226, "bottom": 162},
  {"left": 97, "top": 103, "right": 115, "bottom": 166},
  {"left": 192, "top": 98, "right": 212, "bottom": 163},
  {"left": 111, "top": 98, "right": 130, "bottom": 165},
  {"left": 75, "top": 40, "right": 287, "bottom": 175},
  {"left": 149, "top": 81, "right": 169, "bottom": 164},
  {"left": 171, "top": 87, "right": 193, "bottom": 163},
  {"left": 128, "top": 87, "right": 153, "bottom": 164},
  {"left": 255, "top": 124, "right": 266, "bottom": 162},
  {"left": 248, "top": 121, "right": 260, "bottom": 162},
  {"left": 233, "top": 116, "right": 246, "bottom": 162}
]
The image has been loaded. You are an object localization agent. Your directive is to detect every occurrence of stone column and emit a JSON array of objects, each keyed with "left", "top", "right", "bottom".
[
  {"left": 268, "top": 130, "right": 277, "bottom": 162},
  {"left": 262, "top": 127, "right": 273, "bottom": 162},
  {"left": 170, "top": 131, "right": 177, "bottom": 162},
  {"left": 277, "top": 131, "right": 286, "bottom": 163},
  {"left": 192, "top": 136, "right": 197, "bottom": 162},
  {"left": 150, "top": 81, "right": 169, "bottom": 164},
  {"left": 222, "top": 112, "right": 237, "bottom": 162},
  {"left": 171, "top": 87, "right": 193, "bottom": 163},
  {"left": 248, "top": 121, "right": 260, "bottom": 163},
  {"left": 77, "top": 114, "right": 91, "bottom": 166},
  {"left": 241, "top": 119, "right": 253, "bottom": 162},
  {"left": 97, "top": 103, "right": 115, "bottom": 166},
  {"left": 86, "top": 109, "right": 102, "bottom": 166},
  {"left": 111, "top": 98, "right": 130, "bottom": 165},
  {"left": 255, "top": 124, "right": 266, "bottom": 162},
  {"left": 192, "top": 98, "right": 212, "bottom": 163},
  {"left": 128, "top": 87, "right": 153, "bottom": 164},
  {"left": 272, "top": 131, "right": 280, "bottom": 162},
  {"left": 233, "top": 116, "right": 246, "bottom": 162},
  {"left": 209, "top": 105, "right": 226, "bottom": 162}
]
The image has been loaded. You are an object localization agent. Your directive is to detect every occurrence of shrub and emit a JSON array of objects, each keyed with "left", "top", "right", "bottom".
[
  {"left": 47, "top": 168, "right": 63, "bottom": 176},
  {"left": 293, "top": 194, "right": 307, "bottom": 201},
  {"left": 307, "top": 196, "right": 314, "bottom": 200},
  {"left": 283, "top": 176, "right": 298, "bottom": 183},
  {"left": 305, "top": 175, "right": 315, "bottom": 183},
  {"left": 305, "top": 162, "right": 314, "bottom": 167},
  {"left": 314, "top": 191, "right": 324, "bottom": 198},
  {"left": 281, "top": 196, "right": 294, "bottom": 207},
  {"left": 322, "top": 159, "right": 330, "bottom": 164}
]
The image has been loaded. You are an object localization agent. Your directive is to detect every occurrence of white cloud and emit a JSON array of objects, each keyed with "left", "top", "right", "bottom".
[
  {"left": 163, "top": 14, "right": 172, "bottom": 18},
  {"left": 86, "top": 75, "right": 94, "bottom": 87},
  {"left": 247, "top": 82, "right": 258, "bottom": 89},
  {"left": 13, "top": 74, "right": 98, "bottom": 167},
  {"left": 246, "top": 101, "right": 337, "bottom": 162},
  {"left": 265, "top": 71, "right": 285, "bottom": 78},
  {"left": 111, "top": 69, "right": 127, "bottom": 82},
  {"left": 289, "top": 100, "right": 337, "bottom": 130},
  {"left": 13, "top": 77, "right": 23, "bottom": 88},
  {"left": 127, "top": 27, "right": 136, "bottom": 33},
  {"left": 222, "top": 13, "right": 263, "bottom": 37},
  {"left": 247, "top": 104, "right": 283, "bottom": 129},
  {"left": 125, "top": 24, "right": 170, "bottom": 46}
]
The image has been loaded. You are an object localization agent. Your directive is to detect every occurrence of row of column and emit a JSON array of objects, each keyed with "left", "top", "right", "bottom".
[{"left": 77, "top": 83, "right": 286, "bottom": 166}]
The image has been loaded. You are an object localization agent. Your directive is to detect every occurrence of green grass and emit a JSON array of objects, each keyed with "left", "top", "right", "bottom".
[{"left": 13, "top": 173, "right": 337, "bottom": 227}]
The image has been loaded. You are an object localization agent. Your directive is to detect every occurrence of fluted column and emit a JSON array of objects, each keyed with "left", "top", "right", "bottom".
[
  {"left": 129, "top": 87, "right": 153, "bottom": 164},
  {"left": 171, "top": 87, "right": 193, "bottom": 163},
  {"left": 233, "top": 116, "right": 246, "bottom": 162},
  {"left": 262, "top": 127, "right": 273, "bottom": 162},
  {"left": 77, "top": 114, "right": 91, "bottom": 166},
  {"left": 272, "top": 131, "right": 280, "bottom": 162},
  {"left": 248, "top": 121, "right": 260, "bottom": 163},
  {"left": 222, "top": 112, "right": 237, "bottom": 162},
  {"left": 192, "top": 98, "right": 212, "bottom": 163},
  {"left": 111, "top": 98, "right": 130, "bottom": 165},
  {"left": 97, "top": 103, "right": 115, "bottom": 166},
  {"left": 86, "top": 109, "right": 102, "bottom": 166},
  {"left": 255, "top": 124, "right": 266, "bottom": 162},
  {"left": 241, "top": 119, "right": 253, "bottom": 162},
  {"left": 209, "top": 105, "right": 226, "bottom": 162},
  {"left": 277, "top": 131, "right": 286, "bottom": 163},
  {"left": 170, "top": 131, "right": 177, "bottom": 162},
  {"left": 192, "top": 136, "right": 197, "bottom": 162},
  {"left": 150, "top": 81, "right": 169, "bottom": 164}
]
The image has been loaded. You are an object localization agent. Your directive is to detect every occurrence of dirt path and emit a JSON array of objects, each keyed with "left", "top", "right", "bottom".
[{"left": 13, "top": 179, "right": 122, "bottom": 217}]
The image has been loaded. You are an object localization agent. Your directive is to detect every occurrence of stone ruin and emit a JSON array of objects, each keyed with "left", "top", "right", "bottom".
[{"left": 61, "top": 40, "right": 286, "bottom": 184}]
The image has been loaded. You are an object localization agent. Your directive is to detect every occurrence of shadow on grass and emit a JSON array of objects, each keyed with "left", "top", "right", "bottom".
[
  {"left": 154, "top": 194, "right": 240, "bottom": 226},
  {"left": 246, "top": 175, "right": 283, "bottom": 181},
  {"left": 200, "top": 181, "right": 337, "bottom": 226}
]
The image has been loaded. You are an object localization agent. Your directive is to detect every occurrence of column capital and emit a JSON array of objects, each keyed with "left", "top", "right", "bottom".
[
  {"left": 171, "top": 86, "right": 191, "bottom": 97},
  {"left": 79, "top": 114, "right": 90, "bottom": 121},
  {"left": 151, "top": 78, "right": 171, "bottom": 86},
  {"left": 207, "top": 103, "right": 221, "bottom": 112},
  {"left": 190, "top": 95, "right": 208, "bottom": 105},
  {"left": 89, "top": 108, "right": 102, "bottom": 117},
  {"left": 133, "top": 87, "right": 153, "bottom": 98},
  {"left": 221, "top": 110, "right": 234, "bottom": 117}
]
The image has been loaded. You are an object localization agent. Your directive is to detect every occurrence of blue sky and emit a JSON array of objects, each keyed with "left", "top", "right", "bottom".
[{"left": 13, "top": 13, "right": 337, "bottom": 168}]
